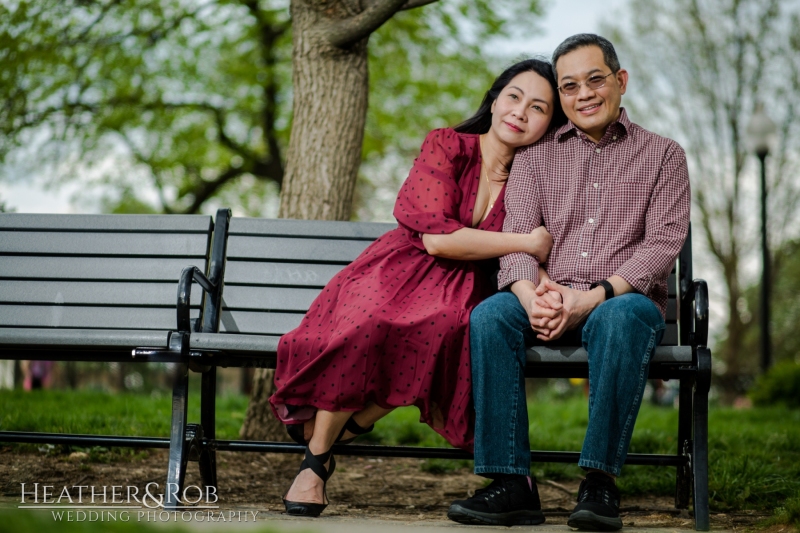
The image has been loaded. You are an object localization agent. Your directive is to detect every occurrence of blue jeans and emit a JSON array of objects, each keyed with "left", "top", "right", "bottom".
[{"left": 470, "top": 291, "right": 665, "bottom": 477}]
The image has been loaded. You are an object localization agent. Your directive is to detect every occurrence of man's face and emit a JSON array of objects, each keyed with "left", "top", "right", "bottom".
[{"left": 555, "top": 45, "right": 628, "bottom": 142}]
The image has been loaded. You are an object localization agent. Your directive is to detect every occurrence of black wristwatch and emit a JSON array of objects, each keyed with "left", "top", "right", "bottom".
[{"left": 590, "top": 280, "right": 615, "bottom": 301}]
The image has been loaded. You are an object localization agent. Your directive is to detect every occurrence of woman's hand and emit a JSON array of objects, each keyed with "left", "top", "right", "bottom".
[{"left": 528, "top": 226, "right": 553, "bottom": 262}]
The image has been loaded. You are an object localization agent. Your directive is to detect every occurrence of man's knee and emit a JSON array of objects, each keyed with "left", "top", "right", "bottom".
[{"left": 585, "top": 293, "right": 663, "bottom": 332}]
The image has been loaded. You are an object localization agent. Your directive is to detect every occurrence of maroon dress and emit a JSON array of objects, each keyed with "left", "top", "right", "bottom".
[{"left": 270, "top": 128, "right": 506, "bottom": 450}]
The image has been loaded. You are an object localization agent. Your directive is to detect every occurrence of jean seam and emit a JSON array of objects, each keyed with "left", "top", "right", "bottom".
[
  {"left": 475, "top": 466, "right": 531, "bottom": 476},
  {"left": 508, "top": 359, "right": 521, "bottom": 471},
  {"left": 611, "top": 320, "right": 658, "bottom": 473}
]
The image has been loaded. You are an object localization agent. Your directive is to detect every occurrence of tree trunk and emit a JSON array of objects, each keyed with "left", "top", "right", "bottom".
[
  {"left": 241, "top": 0, "right": 371, "bottom": 441},
  {"left": 239, "top": 368, "right": 288, "bottom": 441},
  {"left": 278, "top": 1, "right": 369, "bottom": 221}
]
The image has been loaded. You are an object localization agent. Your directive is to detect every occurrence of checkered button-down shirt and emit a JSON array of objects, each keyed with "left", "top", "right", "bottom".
[{"left": 498, "top": 108, "right": 691, "bottom": 317}]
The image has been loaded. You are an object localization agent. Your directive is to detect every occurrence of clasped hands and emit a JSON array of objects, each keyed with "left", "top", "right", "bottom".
[{"left": 525, "top": 278, "right": 600, "bottom": 341}]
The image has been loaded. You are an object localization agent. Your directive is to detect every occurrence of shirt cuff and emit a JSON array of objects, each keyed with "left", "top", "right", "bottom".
[
  {"left": 614, "top": 259, "right": 656, "bottom": 296},
  {"left": 498, "top": 253, "right": 540, "bottom": 290}
]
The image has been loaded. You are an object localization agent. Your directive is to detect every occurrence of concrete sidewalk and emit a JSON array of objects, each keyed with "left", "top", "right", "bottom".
[{"left": 190, "top": 514, "right": 726, "bottom": 533}]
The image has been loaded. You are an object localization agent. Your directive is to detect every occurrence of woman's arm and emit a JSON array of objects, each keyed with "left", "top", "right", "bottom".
[{"left": 422, "top": 226, "right": 552, "bottom": 261}]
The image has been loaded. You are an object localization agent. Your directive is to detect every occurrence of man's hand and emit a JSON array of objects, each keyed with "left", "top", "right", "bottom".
[
  {"left": 529, "top": 279, "right": 563, "bottom": 339},
  {"left": 537, "top": 279, "right": 605, "bottom": 340}
]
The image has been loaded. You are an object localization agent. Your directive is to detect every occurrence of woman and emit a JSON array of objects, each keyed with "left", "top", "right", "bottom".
[{"left": 272, "top": 58, "right": 566, "bottom": 516}]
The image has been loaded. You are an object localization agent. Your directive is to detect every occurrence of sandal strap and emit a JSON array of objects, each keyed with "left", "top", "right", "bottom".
[
  {"left": 299, "top": 447, "right": 335, "bottom": 482},
  {"left": 344, "top": 417, "right": 374, "bottom": 435}
]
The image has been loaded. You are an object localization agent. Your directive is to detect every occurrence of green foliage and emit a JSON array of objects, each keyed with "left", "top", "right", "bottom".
[
  {"left": 750, "top": 361, "right": 800, "bottom": 408},
  {"left": 0, "top": 386, "right": 249, "bottom": 448},
  {"left": 729, "top": 239, "right": 800, "bottom": 374},
  {"left": 766, "top": 492, "right": 800, "bottom": 528},
  {"left": 0, "top": 0, "right": 292, "bottom": 214},
  {"left": 0, "top": 0, "right": 543, "bottom": 217},
  {"left": 10, "top": 387, "right": 799, "bottom": 513}
]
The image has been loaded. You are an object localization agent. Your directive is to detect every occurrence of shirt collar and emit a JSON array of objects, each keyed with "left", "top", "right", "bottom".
[{"left": 556, "top": 107, "right": 631, "bottom": 141}]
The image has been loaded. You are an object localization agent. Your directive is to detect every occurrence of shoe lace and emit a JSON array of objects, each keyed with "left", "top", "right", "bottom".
[
  {"left": 474, "top": 480, "right": 507, "bottom": 501},
  {"left": 578, "top": 480, "right": 618, "bottom": 507}
]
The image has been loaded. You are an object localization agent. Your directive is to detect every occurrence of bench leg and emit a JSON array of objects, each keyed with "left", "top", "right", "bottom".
[
  {"left": 199, "top": 367, "right": 218, "bottom": 490},
  {"left": 692, "top": 347, "right": 712, "bottom": 531},
  {"left": 165, "top": 363, "right": 190, "bottom": 509},
  {"left": 675, "top": 377, "right": 694, "bottom": 509}
]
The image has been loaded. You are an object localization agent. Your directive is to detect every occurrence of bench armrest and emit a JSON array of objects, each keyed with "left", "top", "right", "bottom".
[
  {"left": 682, "top": 279, "right": 709, "bottom": 348},
  {"left": 177, "top": 266, "right": 216, "bottom": 333}
]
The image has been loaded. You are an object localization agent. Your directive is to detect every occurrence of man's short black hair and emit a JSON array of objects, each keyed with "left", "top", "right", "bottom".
[{"left": 552, "top": 34, "right": 621, "bottom": 79}]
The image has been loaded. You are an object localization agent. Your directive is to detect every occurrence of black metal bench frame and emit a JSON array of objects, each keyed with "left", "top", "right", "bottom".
[{"left": 0, "top": 211, "right": 710, "bottom": 530}]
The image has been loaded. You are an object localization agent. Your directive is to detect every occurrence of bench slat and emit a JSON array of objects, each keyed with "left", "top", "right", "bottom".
[
  {"left": 0, "top": 305, "right": 198, "bottom": 330},
  {"left": 229, "top": 218, "right": 394, "bottom": 239},
  {"left": 224, "top": 261, "right": 344, "bottom": 287},
  {"left": 1, "top": 232, "right": 209, "bottom": 257},
  {"left": 0, "top": 213, "right": 212, "bottom": 232},
  {"left": 191, "top": 332, "right": 280, "bottom": 354},
  {"left": 526, "top": 344, "right": 691, "bottom": 364},
  {"left": 226, "top": 236, "right": 372, "bottom": 262},
  {"left": 222, "top": 285, "right": 319, "bottom": 311},
  {"left": 0, "top": 257, "right": 207, "bottom": 282},
  {"left": 220, "top": 310, "right": 302, "bottom": 335},
  {"left": 0, "top": 328, "right": 170, "bottom": 349},
  {"left": 0, "top": 281, "right": 204, "bottom": 307}
]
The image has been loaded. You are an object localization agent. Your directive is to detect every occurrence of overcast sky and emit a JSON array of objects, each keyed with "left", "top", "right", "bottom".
[{"left": 0, "top": 0, "right": 626, "bottom": 214}]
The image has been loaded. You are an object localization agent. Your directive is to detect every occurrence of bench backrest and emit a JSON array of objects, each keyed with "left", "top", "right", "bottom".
[
  {"left": 0, "top": 214, "right": 212, "bottom": 331},
  {"left": 219, "top": 218, "right": 687, "bottom": 346}
]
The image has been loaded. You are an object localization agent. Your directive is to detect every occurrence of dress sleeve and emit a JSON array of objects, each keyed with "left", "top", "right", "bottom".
[{"left": 393, "top": 128, "right": 469, "bottom": 251}]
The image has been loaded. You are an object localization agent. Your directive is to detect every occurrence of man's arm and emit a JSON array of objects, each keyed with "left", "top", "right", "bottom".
[
  {"left": 614, "top": 142, "right": 691, "bottom": 294},
  {"left": 498, "top": 146, "right": 543, "bottom": 290},
  {"left": 497, "top": 146, "right": 555, "bottom": 328}
]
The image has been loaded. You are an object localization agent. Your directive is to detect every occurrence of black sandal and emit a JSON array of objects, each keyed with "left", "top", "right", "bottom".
[
  {"left": 286, "top": 417, "right": 374, "bottom": 446},
  {"left": 283, "top": 447, "right": 336, "bottom": 517}
]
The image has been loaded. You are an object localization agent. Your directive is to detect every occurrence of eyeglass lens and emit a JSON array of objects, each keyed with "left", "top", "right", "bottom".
[{"left": 560, "top": 73, "right": 612, "bottom": 96}]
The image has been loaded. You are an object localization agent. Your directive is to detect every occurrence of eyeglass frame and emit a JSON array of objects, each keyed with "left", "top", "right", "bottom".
[{"left": 557, "top": 71, "right": 616, "bottom": 97}]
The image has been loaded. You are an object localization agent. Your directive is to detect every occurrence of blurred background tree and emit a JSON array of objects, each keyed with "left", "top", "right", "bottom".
[
  {"left": 604, "top": 0, "right": 800, "bottom": 397},
  {"left": 0, "top": 0, "right": 541, "bottom": 219}
]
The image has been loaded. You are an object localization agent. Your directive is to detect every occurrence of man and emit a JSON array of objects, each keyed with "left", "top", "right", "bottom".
[{"left": 447, "top": 34, "right": 690, "bottom": 531}]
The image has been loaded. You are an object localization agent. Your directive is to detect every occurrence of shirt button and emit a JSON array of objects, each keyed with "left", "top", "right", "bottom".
[
  {"left": 589, "top": 218, "right": 595, "bottom": 224},
  {"left": 593, "top": 183, "right": 599, "bottom": 189},
  {"left": 581, "top": 252, "right": 588, "bottom": 257},
  {"left": 613, "top": 135, "right": 617, "bottom": 140},
  {"left": 595, "top": 148, "right": 601, "bottom": 153}
]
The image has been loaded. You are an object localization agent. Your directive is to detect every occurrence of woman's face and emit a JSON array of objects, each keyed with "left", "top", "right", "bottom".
[{"left": 489, "top": 71, "right": 555, "bottom": 148}]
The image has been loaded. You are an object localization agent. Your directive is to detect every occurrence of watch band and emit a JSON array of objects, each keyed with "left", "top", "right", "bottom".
[{"left": 590, "top": 279, "right": 615, "bottom": 301}]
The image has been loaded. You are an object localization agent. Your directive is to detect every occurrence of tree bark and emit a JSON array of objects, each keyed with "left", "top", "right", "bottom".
[{"left": 240, "top": 368, "right": 287, "bottom": 441}]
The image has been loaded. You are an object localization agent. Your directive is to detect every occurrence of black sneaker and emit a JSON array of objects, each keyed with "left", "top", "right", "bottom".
[
  {"left": 447, "top": 476, "right": 545, "bottom": 526},
  {"left": 567, "top": 472, "right": 623, "bottom": 531}
]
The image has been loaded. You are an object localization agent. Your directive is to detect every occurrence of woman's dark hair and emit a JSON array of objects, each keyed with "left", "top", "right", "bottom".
[{"left": 453, "top": 58, "right": 566, "bottom": 135}]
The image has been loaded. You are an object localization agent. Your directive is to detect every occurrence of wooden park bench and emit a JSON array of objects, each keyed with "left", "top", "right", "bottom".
[{"left": 0, "top": 212, "right": 710, "bottom": 530}]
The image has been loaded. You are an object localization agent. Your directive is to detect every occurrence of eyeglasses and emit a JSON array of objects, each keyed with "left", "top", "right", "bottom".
[{"left": 557, "top": 72, "right": 615, "bottom": 96}]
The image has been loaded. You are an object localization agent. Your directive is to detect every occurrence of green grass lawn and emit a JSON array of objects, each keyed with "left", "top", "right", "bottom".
[{"left": 2, "top": 387, "right": 799, "bottom": 517}]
